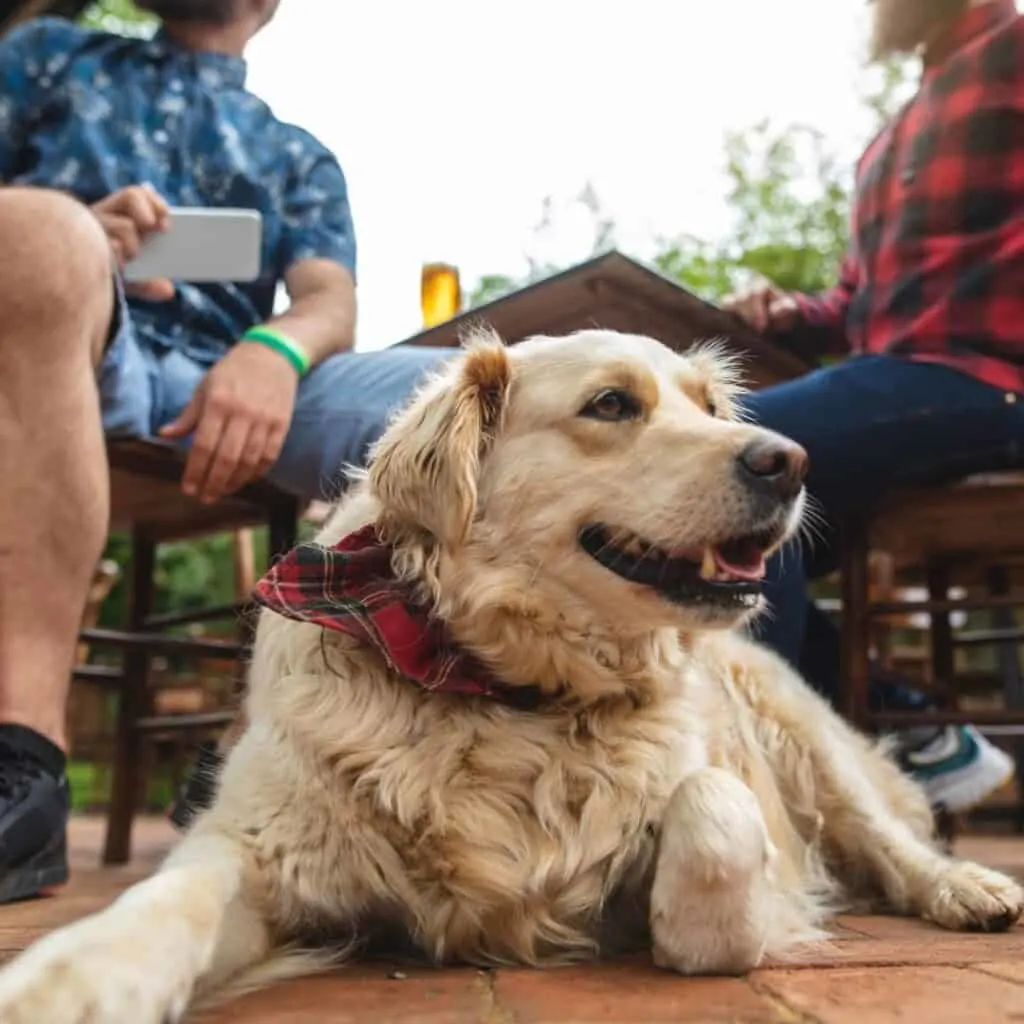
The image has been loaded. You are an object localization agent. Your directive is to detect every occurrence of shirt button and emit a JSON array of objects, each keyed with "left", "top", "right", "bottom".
[
  {"left": 1007, "top": 392, "right": 1018, "bottom": 404},
  {"left": 153, "top": 130, "right": 169, "bottom": 144},
  {"left": 900, "top": 166, "right": 915, "bottom": 185}
]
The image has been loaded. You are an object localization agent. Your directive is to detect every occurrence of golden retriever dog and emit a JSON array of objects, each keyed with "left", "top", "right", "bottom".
[{"left": 0, "top": 329, "right": 1020, "bottom": 1023}]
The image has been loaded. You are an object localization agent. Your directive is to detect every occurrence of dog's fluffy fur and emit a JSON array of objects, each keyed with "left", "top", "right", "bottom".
[{"left": 1, "top": 329, "right": 1021, "bottom": 1022}]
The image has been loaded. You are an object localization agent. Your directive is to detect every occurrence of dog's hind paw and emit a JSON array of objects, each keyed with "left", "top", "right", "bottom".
[{"left": 924, "top": 861, "right": 1024, "bottom": 932}]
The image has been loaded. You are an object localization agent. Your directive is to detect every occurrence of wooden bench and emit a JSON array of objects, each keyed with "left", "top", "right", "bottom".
[{"left": 839, "top": 472, "right": 1024, "bottom": 731}]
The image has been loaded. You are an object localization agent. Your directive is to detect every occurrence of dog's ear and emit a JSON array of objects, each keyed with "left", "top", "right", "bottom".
[{"left": 369, "top": 332, "right": 512, "bottom": 547}]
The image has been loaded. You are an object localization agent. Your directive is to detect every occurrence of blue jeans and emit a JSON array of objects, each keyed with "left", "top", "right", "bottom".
[
  {"left": 745, "top": 354, "right": 1024, "bottom": 711},
  {"left": 98, "top": 287, "right": 458, "bottom": 502}
]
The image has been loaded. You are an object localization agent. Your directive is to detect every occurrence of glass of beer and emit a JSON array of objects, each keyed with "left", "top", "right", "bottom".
[{"left": 421, "top": 262, "right": 462, "bottom": 328}]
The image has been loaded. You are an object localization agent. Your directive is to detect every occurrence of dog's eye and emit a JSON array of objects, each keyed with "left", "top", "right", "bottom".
[
  {"left": 706, "top": 399, "right": 718, "bottom": 418},
  {"left": 580, "top": 388, "right": 641, "bottom": 422}
]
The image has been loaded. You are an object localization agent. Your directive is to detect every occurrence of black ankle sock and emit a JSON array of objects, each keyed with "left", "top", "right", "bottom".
[{"left": 0, "top": 724, "right": 67, "bottom": 778}]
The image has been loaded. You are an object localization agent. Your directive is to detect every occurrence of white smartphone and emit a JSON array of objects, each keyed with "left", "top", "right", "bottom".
[{"left": 123, "top": 207, "right": 263, "bottom": 284}]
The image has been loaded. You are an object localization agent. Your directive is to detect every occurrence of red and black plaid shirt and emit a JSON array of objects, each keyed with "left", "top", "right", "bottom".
[{"left": 792, "top": 0, "right": 1024, "bottom": 394}]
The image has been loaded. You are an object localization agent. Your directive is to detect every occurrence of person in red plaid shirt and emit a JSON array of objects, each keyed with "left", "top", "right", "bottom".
[{"left": 727, "top": 0, "right": 1024, "bottom": 814}]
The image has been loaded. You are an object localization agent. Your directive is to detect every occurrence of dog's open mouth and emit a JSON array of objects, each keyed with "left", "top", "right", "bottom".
[{"left": 578, "top": 524, "right": 782, "bottom": 608}]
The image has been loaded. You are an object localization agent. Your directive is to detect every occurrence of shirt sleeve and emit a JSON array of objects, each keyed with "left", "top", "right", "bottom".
[
  {"left": 277, "top": 136, "right": 357, "bottom": 280},
  {"left": 0, "top": 18, "right": 74, "bottom": 182},
  {"left": 783, "top": 251, "right": 858, "bottom": 357}
]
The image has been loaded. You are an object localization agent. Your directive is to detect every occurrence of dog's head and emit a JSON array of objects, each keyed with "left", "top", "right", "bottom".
[{"left": 369, "top": 328, "right": 805, "bottom": 650}]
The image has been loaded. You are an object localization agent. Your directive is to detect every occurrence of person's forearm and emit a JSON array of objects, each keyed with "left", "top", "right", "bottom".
[
  {"left": 777, "top": 250, "right": 859, "bottom": 360},
  {"left": 781, "top": 290, "right": 852, "bottom": 358},
  {"left": 262, "top": 289, "right": 356, "bottom": 368}
]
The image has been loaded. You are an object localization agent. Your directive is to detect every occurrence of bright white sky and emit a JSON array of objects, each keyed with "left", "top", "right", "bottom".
[{"left": 245, "top": 0, "right": 891, "bottom": 350}]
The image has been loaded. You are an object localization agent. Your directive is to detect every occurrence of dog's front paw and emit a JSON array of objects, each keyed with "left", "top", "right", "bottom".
[
  {"left": 925, "top": 861, "right": 1024, "bottom": 932},
  {"left": 0, "top": 915, "right": 191, "bottom": 1024},
  {"left": 651, "top": 769, "right": 780, "bottom": 976}
]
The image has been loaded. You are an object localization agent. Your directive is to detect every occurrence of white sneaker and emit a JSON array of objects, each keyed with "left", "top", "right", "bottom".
[{"left": 901, "top": 726, "right": 1015, "bottom": 813}]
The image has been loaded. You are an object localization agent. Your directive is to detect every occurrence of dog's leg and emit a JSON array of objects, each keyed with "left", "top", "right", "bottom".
[
  {"left": 723, "top": 637, "right": 1024, "bottom": 933},
  {"left": 815, "top": 732, "right": 1023, "bottom": 930},
  {"left": 776, "top": 696, "right": 1024, "bottom": 931},
  {"left": 0, "top": 828, "right": 271, "bottom": 1024},
  {"left": 650, "top": 767, "right": 782, "bottom": 975}
]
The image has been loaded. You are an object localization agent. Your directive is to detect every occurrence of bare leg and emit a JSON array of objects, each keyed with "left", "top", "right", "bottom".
[{"left": 0, "top": 187, "right": 114, "bottom": 750}]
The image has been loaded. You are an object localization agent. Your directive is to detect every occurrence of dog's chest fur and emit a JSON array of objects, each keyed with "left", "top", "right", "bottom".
[{"left": 242, "top": 634, "right": 711, "bottom": 966}]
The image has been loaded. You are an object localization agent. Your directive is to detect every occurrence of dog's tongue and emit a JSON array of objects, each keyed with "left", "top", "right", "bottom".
[{"left": 712, "top": 545, "right": 767, "bottom": 582}]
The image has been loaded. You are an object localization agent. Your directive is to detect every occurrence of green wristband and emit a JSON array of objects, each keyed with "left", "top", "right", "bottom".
[{"left": 242, "top": 326, "right": 311, "bottom": 377}]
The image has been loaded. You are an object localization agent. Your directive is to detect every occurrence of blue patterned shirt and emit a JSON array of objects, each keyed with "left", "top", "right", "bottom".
[{"left": 0, "top": 18, "right": 356, "bottom": 365}]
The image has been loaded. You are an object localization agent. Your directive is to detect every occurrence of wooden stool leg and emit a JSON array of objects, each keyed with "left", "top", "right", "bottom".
[
  {"left": 103, "top": 530, "right": 156, "bottom": 866},
  {"left": 839, "top": 515, "right": 872, "bottom": 730},
  {"left": 215, "top": 498, "right": 298, "bottom": 761},
  {"left": 926, "top": 559, "right": 959, "bottom": 844},
  {"left": 986, "top": 566, "right": 1024, "bottom": 833},
  {"left": 269, "top": 496, "right": 299, "bottom": 559},
  {"left": 926, "top": 559, "right": 954, "bottom": 708}
]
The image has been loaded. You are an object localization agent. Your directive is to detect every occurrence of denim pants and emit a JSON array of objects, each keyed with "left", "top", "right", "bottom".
[
  {"left": 744, "top": 354, "right": 1024, "bottom": 710},
  {"left": 98, "top": 281, "right": 459, "bottom": 503}
]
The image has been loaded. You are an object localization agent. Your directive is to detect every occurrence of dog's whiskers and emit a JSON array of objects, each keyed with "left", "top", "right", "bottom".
[
  {"left": 593, "top": 526, "right": 640, "bottom": 570},
  {"left": 797, "top": 496, "right": 828, "bottom": 554}
]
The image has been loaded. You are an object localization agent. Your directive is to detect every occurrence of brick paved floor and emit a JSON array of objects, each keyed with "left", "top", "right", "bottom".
[{"left": 1, "top": 817, "right": 1024, "bottom": 1021}]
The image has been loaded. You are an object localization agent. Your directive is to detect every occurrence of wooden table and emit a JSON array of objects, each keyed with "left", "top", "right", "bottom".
[{"left": 397, "top": 250, "right": 809, "bottom": 390}]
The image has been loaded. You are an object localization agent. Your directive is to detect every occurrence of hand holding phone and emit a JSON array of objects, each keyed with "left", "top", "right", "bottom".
[
  {"left": 91, "top": 186, "right": 264, "bottom": 297},
  {"left": 91, "top": 185, "right": 175, "bottom": 301},
  {"left": 124, "top": 206, "right": 262, "bottom": 285}
]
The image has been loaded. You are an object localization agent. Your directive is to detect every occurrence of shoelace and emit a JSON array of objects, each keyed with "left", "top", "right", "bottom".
[{"left": 0, "top": 743, "right": 46, "bottom": 805}]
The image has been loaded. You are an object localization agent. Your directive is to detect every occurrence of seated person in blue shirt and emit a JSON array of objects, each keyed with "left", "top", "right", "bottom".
[{"left": 0, "top": 0, "right": 457, "bottom": 901}]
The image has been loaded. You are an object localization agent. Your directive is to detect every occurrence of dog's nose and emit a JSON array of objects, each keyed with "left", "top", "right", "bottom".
[{"left": 736, "top": 434, "right": 808, "bottom": 500}]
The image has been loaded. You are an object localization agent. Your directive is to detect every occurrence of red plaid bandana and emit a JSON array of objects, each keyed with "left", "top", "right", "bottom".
[{"left": 252, "top": 525, "right": 543, "bottom": 709}]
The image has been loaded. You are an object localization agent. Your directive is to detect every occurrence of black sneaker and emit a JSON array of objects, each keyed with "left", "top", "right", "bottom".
[
  {"left": 168, "top": 742, "right": 224, "bottom": 832},
  {"left": 0, "top": 742, "right": 69, "bottom": 903}
]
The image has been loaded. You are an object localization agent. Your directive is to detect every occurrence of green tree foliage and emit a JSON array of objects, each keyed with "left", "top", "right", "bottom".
[
  {"left": 79, "top": 0, "right": 153, "bottom": 33},
  {"left": 469, "top": 59, "right": 916, "bottom": 309}
]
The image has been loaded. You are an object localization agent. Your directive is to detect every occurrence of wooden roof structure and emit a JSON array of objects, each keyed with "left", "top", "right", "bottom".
[{"left": 397, "top": 251, "right": 809, "bottom": 389}]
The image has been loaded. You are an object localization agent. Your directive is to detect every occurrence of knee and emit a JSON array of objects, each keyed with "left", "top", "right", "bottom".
[{"left": 0, "top": 187, "right": 112, "bottom": 332}]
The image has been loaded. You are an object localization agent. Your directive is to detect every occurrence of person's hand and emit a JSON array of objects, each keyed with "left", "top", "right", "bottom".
[
  {"left": 90, "top": 185, "right": 175, "bottom": 302},
  {"left": 722, "top": 282, "right": 801, "bottom": 335},
  {"left": 159, "top": 341, "right": 300, "bottom": 503}
]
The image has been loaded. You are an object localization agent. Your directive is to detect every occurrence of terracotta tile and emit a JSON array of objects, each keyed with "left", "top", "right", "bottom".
[
  {"left": 67, "top": 814, "right": 176, "bottom": 869},
  {"left": 784, "top": 933, "right": 1024, "bottom": 969},
  {"left": 0, "top": 892, "right": 119, "bottom": 930},
  {"left": 757, "top": 965, "right": 1024, "bottom": 1023},
  {"left": 206, "top": 968, "right": 491, "bottom": 1024},
  {"left": 754, "top": 914, "right": 1024, "bottom": 970},
  {"left": 493, "top": 962, "right": 780, "bottom": 1023},
  {"left": 4, "top": 819, "right": 1022, "bottom": 1021},
  {"left": 971, "top": 961, "right": 1024, "bottom": 986},
  {"left": 955, "top": 837, "right": 1024, "bottom": 881},
  {"left": 830, "top": 917, "right": 876, "bottom": 940},
  {"left": 0, "top": 927, "right": 49, "bottom": 951},
  {"left": 839, "top": 913, "right": 1023, "bottom": 943}
]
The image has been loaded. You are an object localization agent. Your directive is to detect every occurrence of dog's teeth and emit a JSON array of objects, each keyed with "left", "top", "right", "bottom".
[
  {"left": 622, "top": 536, "right": 645, "bottom": 557},
  {"left": 699, "top": 547, "right": 717, "bottom": 580}
]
